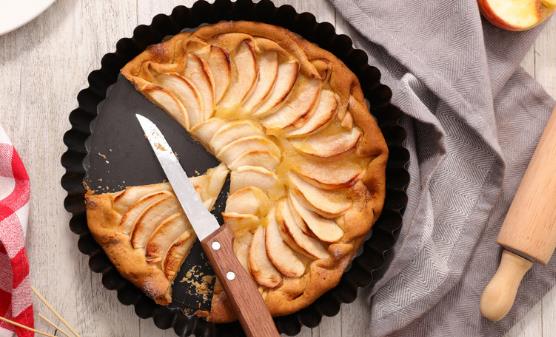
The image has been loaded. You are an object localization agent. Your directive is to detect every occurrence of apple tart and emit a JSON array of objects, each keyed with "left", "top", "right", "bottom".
[{"left": 88, "top": 20, "right": 388, "bottom": 322}]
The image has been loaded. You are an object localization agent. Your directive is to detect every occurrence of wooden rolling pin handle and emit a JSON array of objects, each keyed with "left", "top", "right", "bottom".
[
  {"left": 480, "top": 106, "right": 556, "bottom": 321},
  {"left": 480, "top": 250, "right": 533, "bottom": 321}
]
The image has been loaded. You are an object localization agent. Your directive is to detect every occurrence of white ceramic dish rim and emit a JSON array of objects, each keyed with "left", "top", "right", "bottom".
[{"left": 0, "top": 0, "right": 56, "bottom": 36}]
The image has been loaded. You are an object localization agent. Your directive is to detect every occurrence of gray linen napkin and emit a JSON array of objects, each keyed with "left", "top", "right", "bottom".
[{"left": 328, "top": 1, "right": 556, "bottom": 336}]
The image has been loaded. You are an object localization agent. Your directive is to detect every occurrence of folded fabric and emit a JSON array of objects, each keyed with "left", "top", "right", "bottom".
[
  {"left": 328, "top": 1, "right": 556, "bottom": 336},
  {"left": 0, "top": 126, "right": 33, "bottom": 337}
]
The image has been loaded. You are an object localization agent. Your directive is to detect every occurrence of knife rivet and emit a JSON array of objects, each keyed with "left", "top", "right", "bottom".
[
  {"left": 211, "top": 241, "right": 221, "bottom": 251},
  {"left": 226, "top": 271, "right": 236, "bottom": 281}
]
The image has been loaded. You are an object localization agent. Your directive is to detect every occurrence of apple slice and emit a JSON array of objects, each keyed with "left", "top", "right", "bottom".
[
  {"left": 207, "top": 45, "right": 231, "bottom": 103},
  {"left": 209, "top": 120, "right": 263, "bottom": 153},
  {"left": 253, "top": 62, "right": 299, "bottom": 117},
  {"left": 131, "top": 197, "right": 181, "bottom": 249},
  {"left": 288, "top": 172, "right": 352, "bottom": 218},
  {"left": 288, "top": 191, "right": 344, "bottom": 243},
  {"left": 277, "top": 200, "right": 330, "bottom": 260},
  {"left": 543, "top": 0, "right": 556, "bottom": 9},
  {"left": 233, "top": 232, "right": 253, "bottom": 271},
  {"left": 163, "top": 231, "right": 195, "bottom": 280},
  {"left": 146, "top": 213, "right": 189, "bottom": 265},
  {"left": 143, "top": 88, "right": 190, "bottom": 130},
  {"left": 248, "top": 226, "right": 282, "bottom": 288},
  {"left": 114, "top": 184, "right": 171, "bottom": 209},
  {"left": 225, "top": 186, "right": 270, "bottom": 216},
  {"left": 228, "top": 150, "right": 281, "bottom": 171},
  {"left": 219, "top": 41, "right": 258, "bottom": 110},
  {"left": 119, "top": 191, "right": 171, "bottom": 235},
  {"left": 293, "top": 156, "right": 361, "bottom": 190},
  {"left": 222, "top": 212, "right": 260, "bottom": 233},
  {"left": 265, "top": 208, "right": 305, "bottom": 278},
  {"left": 285, "top": 90, "right": 338, "bottom": 137},
  {"left": 216, "top": 135, "right": 281, "bottom": 165},
  {"left": 156, "top": 73, "right": 204, "bottom": 128},
  {"left": 478, "top": 0, "right": 549, "bottom": 31},
  {"left": 291, "top": 127, "right": 361, "bottom": 158},
  {"left": 242, "top": 51, "right": 279, "bottom": 113},
  {"left": 184, "top": 53, "right": 214, "bottom": 120},
  {"left": 190, "top": 117, "right": 225, "bottom": 145},
  {"left": 230, "top": 166, "right": 281, "bottom": 195},
  {"left": 261, "top": 77, "right": 321, "bottom": 130},
  {"left": 203, "top": 164, "right": 230, "bottom": 206}
]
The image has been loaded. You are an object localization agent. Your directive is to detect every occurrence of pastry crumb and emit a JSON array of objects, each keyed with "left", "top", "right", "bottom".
[{"left": 180, "top": 265, "right": 215, "bottom": 310}]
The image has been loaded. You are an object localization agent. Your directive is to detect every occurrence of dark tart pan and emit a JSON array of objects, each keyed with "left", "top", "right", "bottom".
[{"left": 61, "top": 1, "right": 410, "bottom": 336}]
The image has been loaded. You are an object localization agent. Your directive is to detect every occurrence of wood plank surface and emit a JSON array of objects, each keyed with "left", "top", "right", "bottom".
[{"left": 0, "top": 1, "right": 554, "bottom": 336}]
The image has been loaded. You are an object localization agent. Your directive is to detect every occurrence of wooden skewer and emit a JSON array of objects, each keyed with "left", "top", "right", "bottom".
[
  {"left": 0, "top": 315, "right": 57, "bottom": 337},
  {"left": 39, "top": 313, "right": 73, "bottom": 337},
  {"left": 32, "top": 287, "right": 82, "bottom": 337}
]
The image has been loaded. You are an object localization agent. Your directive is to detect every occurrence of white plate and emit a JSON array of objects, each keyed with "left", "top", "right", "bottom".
[{"left": 0, "top": 0, "right": 56, "bottom": 36}]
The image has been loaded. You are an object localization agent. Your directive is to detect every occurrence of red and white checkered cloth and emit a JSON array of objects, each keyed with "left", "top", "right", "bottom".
[{"left": 0, "top": 126, "right": 33, "bottom": 337}]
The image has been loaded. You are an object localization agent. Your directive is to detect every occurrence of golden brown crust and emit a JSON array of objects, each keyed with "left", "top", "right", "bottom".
[
  {"left": 118, "top": 21, "right": 388, "bottom": 322},
  {"left": 86, "top": 165, "right": 229, "bottom": 306},
  {"left": 86, "top": 188, "right": 173, "bottom": 304}
]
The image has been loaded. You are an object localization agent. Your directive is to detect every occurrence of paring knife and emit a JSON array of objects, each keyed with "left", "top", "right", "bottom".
[{"left": 136, "top": 114, "right": 280, "bottom": 337}]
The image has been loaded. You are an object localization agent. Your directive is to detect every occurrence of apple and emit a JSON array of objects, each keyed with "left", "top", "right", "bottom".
[
  {"left": 542, "top": 0, "right": 556, "bottom": 9},
  {"left": 478, "top": 0, "right": 554, "bottom": 32}
]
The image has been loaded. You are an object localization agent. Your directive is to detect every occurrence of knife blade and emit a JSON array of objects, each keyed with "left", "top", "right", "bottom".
[
  {"left": 136, "top": 114, "right": 219, "bottom": 241},
  {"left": 136, "top": 114, "right": 280, "bottom": 337}
]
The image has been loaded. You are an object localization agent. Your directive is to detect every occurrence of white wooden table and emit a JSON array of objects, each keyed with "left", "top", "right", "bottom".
[{"left": 1, "top": 1, "right": 554, "bottom": 336}]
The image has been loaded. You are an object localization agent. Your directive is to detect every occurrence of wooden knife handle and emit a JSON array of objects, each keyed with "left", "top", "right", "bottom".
[{"left": 201, "top": 224, "right": 280, "bottom": 337}]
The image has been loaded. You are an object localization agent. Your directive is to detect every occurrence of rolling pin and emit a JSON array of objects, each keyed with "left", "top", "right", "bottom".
[{"left": 480, "top": 106, "right": 556, "bottom": 321}]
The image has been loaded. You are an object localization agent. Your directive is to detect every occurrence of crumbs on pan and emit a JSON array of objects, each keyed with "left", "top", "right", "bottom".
[
  {"left": 181, "top": 265, "right": 215, "bottom": 299},
  {"left": 180, "top": 265, "right": 215, "bottom": 316},
  {"left": 97, "top": 152, "right": 110, "bottom": 164}
]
